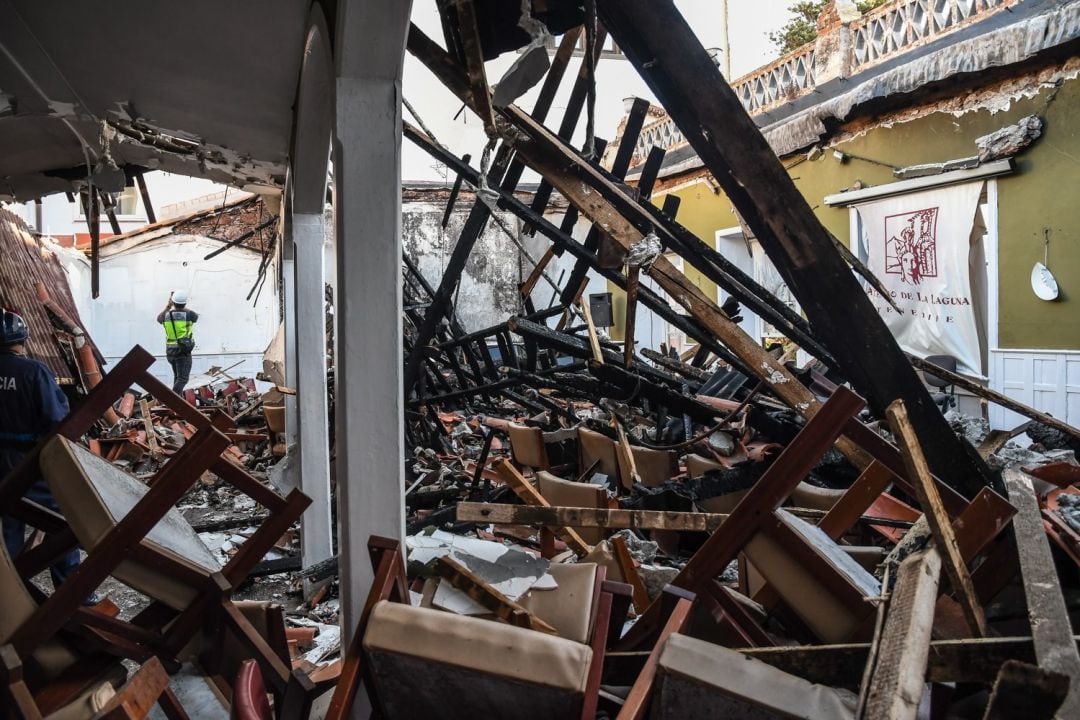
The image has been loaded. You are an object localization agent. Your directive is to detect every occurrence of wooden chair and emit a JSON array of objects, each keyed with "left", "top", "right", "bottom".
[
  {"left": 616, "top": 445, "right": 677, "bottom": 488},
  {"left": 616, "top": 597, "right": 856, "bottom": 720},
  {"left": 3, "top": 651, "right": 180, "bottom": 720},
  {"left": 536, "top": 471, "right": 608, "bottom": 546},
  {"left": 325, "top": 536, "right": 627, "bottom": 720},
  {"left": 0, "top": 541, "right": 188, "bottom": 720},
  {"left": 0, "top": 346, "right": 314, "bottom": 717},
  {"left": 508, "top": 422, "right": 551, "bottom": 471},
  {"left": 578, "top": 427, "right": 621, "bottom": 488}
]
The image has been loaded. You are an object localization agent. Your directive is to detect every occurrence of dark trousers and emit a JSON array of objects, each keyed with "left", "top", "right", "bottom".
[
  {"left": 2, "top": 478, "right": 80, "bottom": 589},
  {"left": 167, "top": 350, "right": 193, "bottom": 394}
]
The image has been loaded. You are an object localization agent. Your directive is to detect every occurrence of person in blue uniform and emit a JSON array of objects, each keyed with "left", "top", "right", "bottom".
[{"left": 0, "top": 308, "right": 81, "bottom": 589}]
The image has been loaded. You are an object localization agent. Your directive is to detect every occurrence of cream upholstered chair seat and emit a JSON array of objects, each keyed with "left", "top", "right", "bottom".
[
  {"left": 536, "top": 471, "right": 606, "bottom": 545},
  {"left": 651, "top": 633, "right": 856, "bottom": 719},
  {"left": 362, "top": 600, "right": 593, "bottom": 719},
  {"left": 40, "top": 436, "right": 221, "bottom": 610}
]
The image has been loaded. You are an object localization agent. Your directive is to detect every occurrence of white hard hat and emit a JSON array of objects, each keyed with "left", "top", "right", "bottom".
[{"left": 173, "top": 290, "right": 189, "bottom": 305}]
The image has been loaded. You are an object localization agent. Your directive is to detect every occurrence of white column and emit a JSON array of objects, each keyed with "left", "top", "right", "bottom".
[
  {"left": 293, "top": 212, "right": 334, "bottom": 586},
  {"left": 333, "top": 0, "right": 412, "bottom": 640},
  {"left": 293, "top": 213, "right": 334, "bottom": 587},
  {"left": 281, "top": 220, "right": 299, "bottom": 494}
]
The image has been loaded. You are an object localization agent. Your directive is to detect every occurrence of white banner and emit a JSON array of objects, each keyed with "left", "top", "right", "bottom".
[{"left": 856, "top": 182, "right": 985, "bottom": 376}]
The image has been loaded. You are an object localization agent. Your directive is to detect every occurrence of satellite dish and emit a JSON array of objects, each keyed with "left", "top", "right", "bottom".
[{"left": 1031, "top": 261, "right": 1059, "bottom": 301}]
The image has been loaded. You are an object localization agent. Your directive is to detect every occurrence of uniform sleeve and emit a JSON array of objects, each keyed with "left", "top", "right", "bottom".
[
  {"left": 188, "top": 310, "right": 199, "bottom": 323},
  {"left": 156, "top": 310, "right": 167, "bottom": 324},
  {"left": 37, "top": 366, "right": 70, "bottom": 429}
]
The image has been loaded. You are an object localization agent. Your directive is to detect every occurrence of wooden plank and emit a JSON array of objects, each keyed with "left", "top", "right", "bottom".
[
  {"left": 1004, "top": 466, "right": 1080, "bottom": 717},
  {"left": 594, "top": 0, "right": 994, "bottom": 500},
  {"left": 623, "top": 266, "right": 641, "bottom": 368},
  {"left": 612, "top": 535, "right": 649, "bottom": 614},
  {"left": 861, "top": 548, "right": 942, "bottom": 720},
  {"left": 616, "top": 597, "right": 693, "bottom": 720},
  {"left": 818, "top": 461, "right": 893, "bottom": 539},
  {"left": 982, "top": 660, "right": 1068, "bottom": 720},
  {"left": 492, "top": 459, "right": 591, "bottom": 555},
  {"left": 139, "top": 399, "right": 161, "bottom": 457},
  {"left": 94, "top": 656, "right": 171, "bottom": 720},
  {"left": 458, "top": 502, "right": 723, "bottom": 532},
  {"left": 888, "top": 400, "right": 987, "bottom": 637},
  {"left": 452, "top": 0, "right": 496, "bottom": 136},
  {"left": 612, "top": 423, "right": 641, "bottom": 490},
  {"left": 580, "top": 298, "right": 604, "bottom": 364},
  {"left": 907, "top": 352, "right": 1080, "bottom": 445},
  {"left": 434, "top": 555, "right": 557, "bottom": 635}
]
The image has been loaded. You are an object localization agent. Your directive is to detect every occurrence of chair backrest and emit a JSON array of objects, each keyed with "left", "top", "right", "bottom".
[
  {"left": 232, "top": 660, "right": 274, "bottom": 720},
  {"left": 40, "top": 435, "right": 220, "bottom": 611},
  {"left": 520, "top": 562, "right": 597, "bottom": 644},
  {"left": 742, "top": 509, "right": 879, "bottom": 643},
  {"left": 536, "top": 472, "right": 607, "bottom": 545},
  {"left": 508, "top": 422, "right": 550, "bottom": 470},
  {"left": 577, "top": 428, "right": 620, "bottom": 485},
  {"left": 652, "top": 633, "right": 856, "bottom": 719},
  {"left": 789, "top": 482, "right": 846, "bottom": 512},
  {"left": 923, "top": 354, "right": 957, "bottom": 389},
  {"left": 362, "top": 600, "right": 592, "bottom": 720},
  {"left": 619, "top": 446, "right": 677, "bottom": 488},
  {"left": 685, "top": 453, "right": 722, "bottom": 479}
]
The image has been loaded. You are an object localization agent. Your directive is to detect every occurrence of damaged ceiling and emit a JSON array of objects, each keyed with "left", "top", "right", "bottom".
[{"left": 0, "top": 0, "right": 310, "bottom": 201}]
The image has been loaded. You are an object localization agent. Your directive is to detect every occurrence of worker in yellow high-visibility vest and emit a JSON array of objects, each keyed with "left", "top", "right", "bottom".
[{"left": 157, "top": 290, "right": 199, "bottom": 394}]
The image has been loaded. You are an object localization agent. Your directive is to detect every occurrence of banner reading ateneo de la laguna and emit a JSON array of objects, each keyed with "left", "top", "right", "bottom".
[{"left": 855, "top": 181, "right": 985, "bottom": 377}]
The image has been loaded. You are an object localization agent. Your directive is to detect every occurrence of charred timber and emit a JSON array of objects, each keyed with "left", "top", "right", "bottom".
[{"left": 595, "top": 0, "right": 993, "bottom": 499}]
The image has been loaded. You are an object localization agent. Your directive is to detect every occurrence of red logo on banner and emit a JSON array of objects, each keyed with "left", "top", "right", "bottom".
[{"left": 884, "top": 207, "right": 939, "bottom": 285}]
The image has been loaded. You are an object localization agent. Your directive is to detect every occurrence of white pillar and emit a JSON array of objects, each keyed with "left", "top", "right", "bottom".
[
  {"left": 293, "top": 212, "right": 334, "bottom": 585},
  {"left": 281, "top": 218, "right": 300, "bottom": 495},
  {"left": 333, "top": 0, "right": 413, "bottom": 639}
]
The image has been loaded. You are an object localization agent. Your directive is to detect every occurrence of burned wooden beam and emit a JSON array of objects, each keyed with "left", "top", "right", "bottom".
[
  {"left": 1005, "top": 467, "right": 1080, "bottom": 716},
  {"left": 509, "top": 316, "right": 682, "bottom": 390},
  {"left": 440, "top": 152, "right": 471, "bottom": 228},
  {"left": 89, "top": 188, "right": 101, "bottom": 299},
  {"left": 595, "top": 0, "right": 993, "bottom": 499},
  {"left": 403, "top": 27, "right": 582, "bottom": 395},
  {"left": 403, "top": 122, "right": 753, "bottom": 378},
  {"left": 134, "top": 172, "right": 156, "bottom": 224},
  {"left": 406, "top": 25, "right": 874, "bottom": 471},
  {"left": 559, "top": 97, "right": 652, "bottom": 307},
  {"left": 587, "top": 359, "right": 721, "bottom": 423}
]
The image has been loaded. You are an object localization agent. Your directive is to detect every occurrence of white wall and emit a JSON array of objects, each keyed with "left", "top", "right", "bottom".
[{"left": 59, "top": 234, "right": 279, "bottom": 385}]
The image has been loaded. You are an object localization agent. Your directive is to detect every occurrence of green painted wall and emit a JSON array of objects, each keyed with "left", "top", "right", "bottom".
[{"left": 610, "top": 75, "right": 1080, "bottom": 350}]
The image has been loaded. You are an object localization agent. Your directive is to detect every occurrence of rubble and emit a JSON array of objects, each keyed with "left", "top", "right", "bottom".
[{"left": 4, "top": 3, "right": 1080, "bottom": 719}]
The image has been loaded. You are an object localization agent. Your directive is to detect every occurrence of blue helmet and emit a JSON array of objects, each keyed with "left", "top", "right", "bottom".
[{"left": 0, "top": 309, "right": 29, "bottom": 347}]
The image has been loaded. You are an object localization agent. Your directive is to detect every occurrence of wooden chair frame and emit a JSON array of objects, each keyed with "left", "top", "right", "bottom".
[
  {"left": 0, "top": 346, "right": 314, "bottom": 717},
  {"left": 1, "top": 648, "right": 187, "bottom": 720},
  {"left": 325, "top": 536, "right": 628, "bottom": 720},
  {"left": 619, "top": 386, "right": 1017, "bottom": 650}
]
